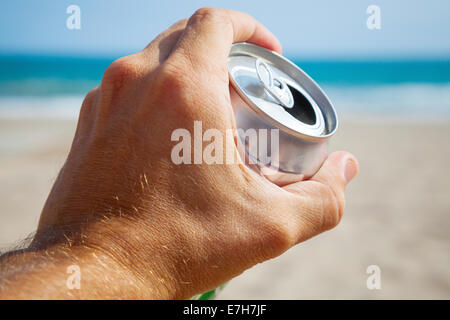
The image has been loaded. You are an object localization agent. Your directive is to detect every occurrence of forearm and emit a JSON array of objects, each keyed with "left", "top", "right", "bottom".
[{"left": 0, "top": 224, "right": 176, "bottom": 299}]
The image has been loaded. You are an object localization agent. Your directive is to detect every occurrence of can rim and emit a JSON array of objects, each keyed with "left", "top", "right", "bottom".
[{"left": 228, "top": 42, "right": 338, "bottom": 141}]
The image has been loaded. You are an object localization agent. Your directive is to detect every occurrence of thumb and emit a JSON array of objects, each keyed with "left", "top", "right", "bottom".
[{"left": 281, "top": 151, "right": 359, "bottom": 243}]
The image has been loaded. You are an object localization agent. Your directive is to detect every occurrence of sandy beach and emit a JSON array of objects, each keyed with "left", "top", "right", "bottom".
[{"left": 0, "top": 117, "right": 449, "bottom": 299}]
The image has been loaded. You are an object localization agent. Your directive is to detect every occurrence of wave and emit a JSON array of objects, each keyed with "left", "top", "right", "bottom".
[
  {"left": 0, "top": 96, "right": 83, "bottom": 119},
  {"left": 324, "top": 83, "right": 450, "bottom": 119},
  {"left": 0, "top": 83, "right": 449, "bottom": 120}
]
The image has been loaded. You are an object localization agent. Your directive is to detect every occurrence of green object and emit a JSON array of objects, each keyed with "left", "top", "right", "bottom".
[{"left": 191, "top": 283, "right": 227, "bottom": 300}]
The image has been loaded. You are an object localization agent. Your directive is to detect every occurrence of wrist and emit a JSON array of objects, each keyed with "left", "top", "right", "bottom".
[{"left": 36, "top": 180, "right": 217, "bottom": 299}]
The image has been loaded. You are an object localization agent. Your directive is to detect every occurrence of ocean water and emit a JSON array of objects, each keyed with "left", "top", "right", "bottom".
[{"left": 0, "top": 55, "right": 449, "bottom": 119}]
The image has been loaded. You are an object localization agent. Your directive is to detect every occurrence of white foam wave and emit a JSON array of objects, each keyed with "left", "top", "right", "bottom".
[
  {"left": 0, "top": 83, "right": 449, "bottom": 120},
  {"left": 323, "top": 83, "right": 450, "bottom": 119},
  {"left": 0, "top": 96, "right": 83, "bottom": 119}
]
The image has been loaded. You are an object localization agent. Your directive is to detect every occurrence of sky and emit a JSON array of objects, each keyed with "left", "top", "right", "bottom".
[{"left": 0, "top": 0, "right": 449, "bottom": 59}]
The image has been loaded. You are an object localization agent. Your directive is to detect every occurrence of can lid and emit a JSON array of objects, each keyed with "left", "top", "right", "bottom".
[{"left": 228, "top": 42, "right": 338, "bottom": 139}]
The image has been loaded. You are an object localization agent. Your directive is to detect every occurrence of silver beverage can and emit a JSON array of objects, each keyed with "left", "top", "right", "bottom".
[{"left": 228, "top": 42, "right": 338, "bottom": 185}]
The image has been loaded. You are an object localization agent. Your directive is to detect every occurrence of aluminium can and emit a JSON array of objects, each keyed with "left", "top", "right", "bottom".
[{"left": 228, "top": 42, "right": 338, "bottom": 185}]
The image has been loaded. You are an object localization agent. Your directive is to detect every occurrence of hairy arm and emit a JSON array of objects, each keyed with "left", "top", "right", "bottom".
[{"left": 0, "top": 225, "right": 173, "bottom": 299}]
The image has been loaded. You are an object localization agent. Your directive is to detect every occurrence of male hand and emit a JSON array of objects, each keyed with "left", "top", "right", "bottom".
[{"left": 0, "top": 8, "right": 358, "bottom": 299}]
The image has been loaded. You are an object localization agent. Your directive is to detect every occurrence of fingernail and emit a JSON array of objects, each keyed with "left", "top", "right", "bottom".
[{"left": 344, "top": 157, "right": 358, "bottom": 183}]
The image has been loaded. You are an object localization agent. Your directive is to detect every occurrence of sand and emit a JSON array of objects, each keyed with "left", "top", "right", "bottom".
[{"left": 0, "top": 117, "right": 449, "bottom": 299}]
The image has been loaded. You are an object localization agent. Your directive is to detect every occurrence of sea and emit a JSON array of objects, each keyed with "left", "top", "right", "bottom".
[{"left": 1, "top": 54, "right": 450, "bottom": 120}]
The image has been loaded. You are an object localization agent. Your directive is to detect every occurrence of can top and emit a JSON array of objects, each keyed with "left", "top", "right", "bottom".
[{"left": 228, "top": 42, "right": 338, "bottom": 139}]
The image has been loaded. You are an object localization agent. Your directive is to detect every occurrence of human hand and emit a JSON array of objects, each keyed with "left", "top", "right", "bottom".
[{"left": 1, "top": 8, "right": 358, "bottom": 299}]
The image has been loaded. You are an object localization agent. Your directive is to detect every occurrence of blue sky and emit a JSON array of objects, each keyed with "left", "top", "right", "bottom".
[{"left": 1, "top": 0, "right": 449, "bottom": 59}]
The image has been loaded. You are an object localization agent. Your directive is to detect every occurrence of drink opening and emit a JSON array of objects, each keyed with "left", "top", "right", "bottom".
[{"left": 285, "top": 85, "right": 317, "bottom": 125}]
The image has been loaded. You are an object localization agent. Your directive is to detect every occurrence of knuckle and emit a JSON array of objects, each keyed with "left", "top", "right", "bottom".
[
  {"left": 191, "top": 7, "right": 228, "bottom": 25},
  {"left": 192, "top": 7, "right": 219, "bottom": 19},
  {"left": 261, "top": 215, "right": 296, "bottom": 255},
  {"left": 102, "top": 56, "right": 142, "bottom": 91},
  {"left": 80, "top": 87, "right": 98, "bottom": 117},
  {"left": 172, "top": 18, "right": 188, "bottom": 29},
  {"left": 318, "top": 183, "right": 345, "bottom": 229}
]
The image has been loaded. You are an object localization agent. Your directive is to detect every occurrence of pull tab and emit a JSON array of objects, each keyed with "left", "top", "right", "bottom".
[{"left": 255, "top": 59, "right": 294, "bottom": 109}]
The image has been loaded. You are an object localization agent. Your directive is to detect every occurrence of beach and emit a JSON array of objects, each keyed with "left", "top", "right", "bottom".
[
  {"left": 0, "top": 116, "right": 449, "bottom": 299},
  {"left": 1, "top": 0, "right": 450, "bottom": 302}
]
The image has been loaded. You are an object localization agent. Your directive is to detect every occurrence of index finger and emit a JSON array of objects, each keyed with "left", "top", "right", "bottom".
[{"left": 169, "top": 8, "right": 282, "bottom": 71}]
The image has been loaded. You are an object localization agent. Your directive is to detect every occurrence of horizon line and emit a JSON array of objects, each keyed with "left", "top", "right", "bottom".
[{"left": 1, "top": 50, "right": 450, "bottom": 63}]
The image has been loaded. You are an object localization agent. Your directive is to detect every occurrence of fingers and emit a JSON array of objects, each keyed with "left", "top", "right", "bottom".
[
  {"left": 102, "top": 19, "right": 188, "bottom": 84},
  {"left": 169, "top": 8, "right": 282, "bottom": 71},
  {"left": 104, "top": 8, "right": 281, "bottom": 81},
  {"left": 280, "top": 151, "right": 359, "bottom": 243},
  {"left": 141, "top": 19, "right": 188, "bottom": 65}
]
